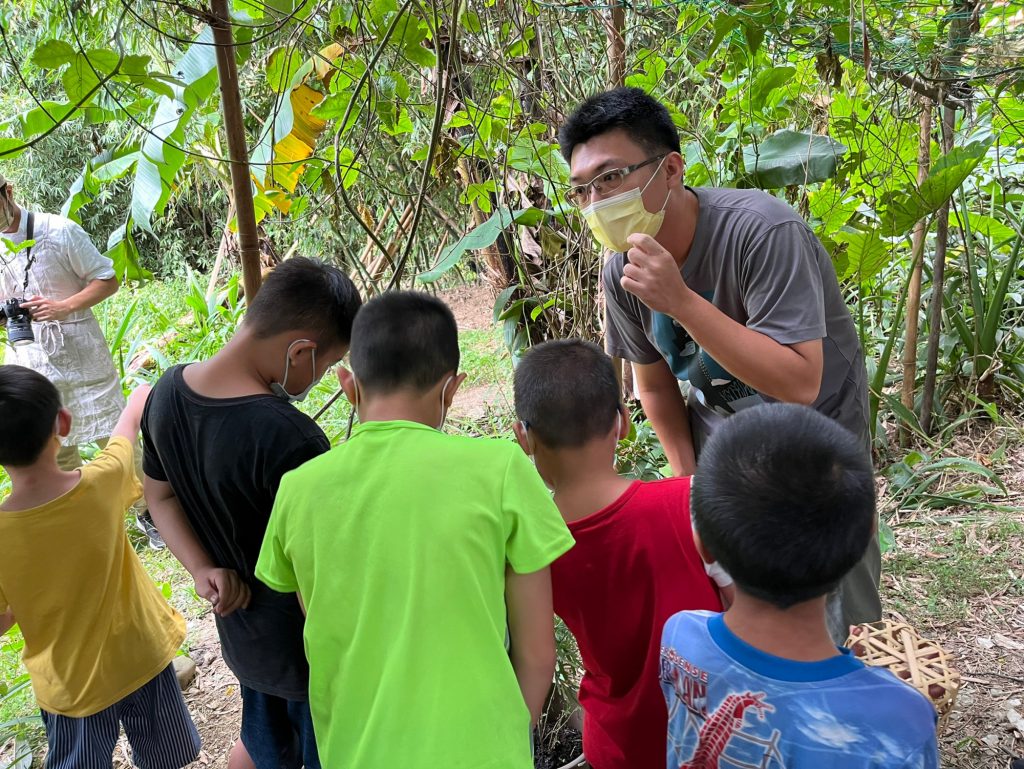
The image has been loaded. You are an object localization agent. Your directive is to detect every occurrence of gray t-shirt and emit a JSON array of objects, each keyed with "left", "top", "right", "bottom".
[{"left": 604, "top": 186, "right": 869, "bottom": 451}]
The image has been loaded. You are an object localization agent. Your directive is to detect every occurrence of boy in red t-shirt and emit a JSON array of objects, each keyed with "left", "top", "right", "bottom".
[{"left": 513, "top": 339, "right": 730, "bottom": 769}]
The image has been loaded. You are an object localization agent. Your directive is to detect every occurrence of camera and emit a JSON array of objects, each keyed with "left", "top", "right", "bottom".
[{"left": 1, "top": 298, "right": 34, "bottom": 346}]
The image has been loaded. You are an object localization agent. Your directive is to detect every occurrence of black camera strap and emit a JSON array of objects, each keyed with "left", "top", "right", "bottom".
[{"left": 21, "top": 211, "right": 35, "bottom": 294}]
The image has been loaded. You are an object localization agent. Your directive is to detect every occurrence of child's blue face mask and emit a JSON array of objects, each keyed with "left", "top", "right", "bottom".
[{"left": 271, "top": 339, "right": 320, "bottom": 403}]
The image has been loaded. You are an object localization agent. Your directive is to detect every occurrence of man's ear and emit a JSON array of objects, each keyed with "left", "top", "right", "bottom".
[
  {"left": 56, "top": 407, "right": 72, "bottom": 439},
  {"left": 441, "top": 372, "right": 468, "bottom": 409},
  {"left": 513, "top": 420, "right": 532, "bottom": 456},
  {"left": 664, "top": 151, "right": 685, "bottom": 188}
]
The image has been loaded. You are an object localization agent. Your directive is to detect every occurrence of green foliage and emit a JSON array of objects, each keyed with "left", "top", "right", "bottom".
[{"left": 742, "top": 130, "right": 846, "bottom": 189}]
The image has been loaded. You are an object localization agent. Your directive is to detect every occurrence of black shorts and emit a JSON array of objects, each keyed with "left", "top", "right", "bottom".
[
  {"left": 240, "top": 686, "right": 320, "bottom": 769},
  {"left": 41, "top": 663, "right": 199, "bottom": 769}
]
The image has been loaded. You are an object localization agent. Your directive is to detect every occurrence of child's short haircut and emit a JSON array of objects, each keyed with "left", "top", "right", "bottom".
[
  {"left": 349, "top": 291, "right": 459, "bottom": 394},
  {"left": 245, "top": 257, "right": 361, "bottom": 348},
  {"left": 514, "top": 339, "right": 621, "bottom": 449},
  {"left": 692, "top": 403, "right": 875, "bottom": 609},
  {"left": 0, "top": 365, "right": 62, "bottom": 467}
]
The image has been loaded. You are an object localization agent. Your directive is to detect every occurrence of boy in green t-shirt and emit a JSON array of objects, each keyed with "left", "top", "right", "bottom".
[{"left": 256, "top": 291, "right": 574, "bottom": 769}]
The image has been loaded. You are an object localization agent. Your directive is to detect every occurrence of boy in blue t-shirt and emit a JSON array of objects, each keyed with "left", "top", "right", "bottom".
[{"left": 660, "top": 403, "right": 938, "bottom": 769}]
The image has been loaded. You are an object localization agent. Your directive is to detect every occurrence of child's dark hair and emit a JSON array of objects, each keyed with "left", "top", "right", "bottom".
[
  {"left": 692, "top": 403, "right": 875, "bottom": 609},
  {"left": 0, "top": 365, "right": 62, "bottom": 467},
  {"left": 245, "top": 257, "right": 362, "bottom": 348},
  {"left": 350, "top": 291, "right": 459, "bottom": 394},
  {"left": 514, "top": 339, "right": 621, "bottom": 449},
  {"left": 559, "top": 87, "right": 681, "bottom": 163}
]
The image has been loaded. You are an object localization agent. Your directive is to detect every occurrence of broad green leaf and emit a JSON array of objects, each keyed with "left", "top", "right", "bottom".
[
  {"left": 834, "top": 229, "right": 890, "bottom": 283},
  {"left": 16, "top": 101, "right": 77, "bottom": 138},
  {"left": 105, "top": 221, "right": 152, "bottom": 282},
  {"left": 743, "top": 22, "right": 764, "bottom": 55},
  {"left": 742, "top": 130, "right": 846, "bottom": 188},
  {"left": 748, "top": 66, "right": 795, "bottom": 113},
  {"left": 950, "top": 212, "right": 1015, "bottom": 246},
  {"left": 266, "top": 46, "right": 304, "bottom": 93},
  {"left": 879, "top": 140, "right": 991, "bottom": 236},
  {"left": 461, "top": 11, "right": 483, "bottom": 33},
  {"left": 709, "top": 14, "right": 739, "bottom": 56},
  {"left": 131, "top": 27, "right": 218, "bottom": 232},
  {"left": 0, "top": 137, "right": 29, "bottom": 159},
  {"left": 31, "top": 39, "right": 76, "bottom": 69},
  {"left": 418, "top": 208, "right": 543, "bottom": 283},
  {"left": 120, "top": 54, "right": 152, "bottom": 76},
  {"left": 810, "top": 180, "right": 859, "bottom": 235}
]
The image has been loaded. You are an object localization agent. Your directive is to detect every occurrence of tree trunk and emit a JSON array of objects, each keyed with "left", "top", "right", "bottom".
[
  {"left": 899, "top": 99, "right": 933, "bottom": 445},
  {"left": 604, "top": 0, "right": 631, "bottom": 398},
  {"left": 606, "top": 0, "right": 626, "bottom": 88},
  {"left": 920, "top": 104, "right": 956, "bottom": 435},
  {"left": 211, "top": 0, "right": 262, "bottom": 302}
]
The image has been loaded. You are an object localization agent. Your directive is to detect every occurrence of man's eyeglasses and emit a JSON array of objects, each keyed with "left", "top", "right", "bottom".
[{"left": 563, "top": 154, "right": 667, "bottom": 208}]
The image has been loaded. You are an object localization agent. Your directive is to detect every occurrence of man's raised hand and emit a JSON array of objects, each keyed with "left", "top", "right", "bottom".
[{"left": 620, "top": 234, "right": 692, "bottom": 316}]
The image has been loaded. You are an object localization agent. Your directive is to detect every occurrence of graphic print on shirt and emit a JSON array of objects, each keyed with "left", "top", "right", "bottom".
[
  {"left": 661, "top": 648, "right": 785, "bottom": 769},
  {"left": 651, "top": 304, "right": 763, "bottom": 418}
]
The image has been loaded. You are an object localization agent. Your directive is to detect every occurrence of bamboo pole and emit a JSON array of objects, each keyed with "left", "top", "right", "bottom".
[
  {"left": 899, "top": 99, "right": 933, "bottom": 445},
  {"left": 210, "top": 0, "right": 262, "bottom": 302}
]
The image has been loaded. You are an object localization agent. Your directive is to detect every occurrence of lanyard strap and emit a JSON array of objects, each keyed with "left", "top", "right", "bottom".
[{"left": 21, "top": 211, "right": 35, "bottom": 294}]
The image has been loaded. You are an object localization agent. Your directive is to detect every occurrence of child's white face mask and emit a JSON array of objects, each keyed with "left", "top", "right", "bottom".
[{"left": 580, "top": 157, "right": 670, "bottom": 253}]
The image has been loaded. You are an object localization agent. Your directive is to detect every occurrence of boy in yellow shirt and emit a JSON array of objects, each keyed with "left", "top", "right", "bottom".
[{"left": 0, "top": 365, "right": 198, "bottom": 768}]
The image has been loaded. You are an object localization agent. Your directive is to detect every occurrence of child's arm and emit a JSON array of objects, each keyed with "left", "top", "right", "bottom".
[
  {"left": 0, "top": 607, "right": 14, "bottom": 636},
  {"left": 111, "top": 384, "right": 152, "bottom": 443},
  {"left": 506, "top": 565, "right": 557, "bottom": 726},
  {"left": 145, "top": 476, "right": 251, "bottom": 617}
]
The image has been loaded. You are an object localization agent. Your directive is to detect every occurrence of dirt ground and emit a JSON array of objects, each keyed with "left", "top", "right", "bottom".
[{"left": 111, "top": 283, "right": 1022, "bottom": 767}]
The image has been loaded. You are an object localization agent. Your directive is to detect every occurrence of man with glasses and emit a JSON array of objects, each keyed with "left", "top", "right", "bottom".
[
  {"left": 0, "top": 172, "right": 164, "bottom": 549},
  {"left": 558, "top": 87, "right": 880, "bottom": 631}
]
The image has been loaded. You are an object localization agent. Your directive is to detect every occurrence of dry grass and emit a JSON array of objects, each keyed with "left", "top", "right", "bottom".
[{"left": 880, "top": 425, "right": 1024, "bottom": 768}]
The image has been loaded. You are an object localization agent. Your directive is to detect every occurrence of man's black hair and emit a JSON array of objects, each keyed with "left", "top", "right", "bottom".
[
  {"left": 514, "top": 339, "right": 621, "bottom": 449},
  {"left": 349, "top": 291, "right": 459, "bottom": 394},
  {"left": 245, "top": 257, "right": 362, "bottom": 348},
  {"left": 0, "top": 365, "right": 62, "bottom": 467},
  {"left": 692, "top": 403, "right": 875, "bottom": 609},
  {"left": 558, "top": 86, "right": 682, "bottom": 163}
]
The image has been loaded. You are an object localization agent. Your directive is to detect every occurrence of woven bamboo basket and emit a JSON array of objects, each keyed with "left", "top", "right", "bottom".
[{"left": 846, "top": 620, "right": 960, "bottom": 729}]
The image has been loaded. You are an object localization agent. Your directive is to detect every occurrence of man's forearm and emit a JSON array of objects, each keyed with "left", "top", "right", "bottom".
[
  {"left": 670, "top": 291, "right": 821, "bottom": 404},
  {"left": 65, "top": 277, "right": 118, "bottom": 314},
  {"left": 639, "top": 387, "right": 696, "bottom": 476}
]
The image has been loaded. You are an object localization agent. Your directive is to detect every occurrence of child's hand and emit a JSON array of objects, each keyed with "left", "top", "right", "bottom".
[{"left": 194, "top": 567, "right": 251, "bottom": 617}]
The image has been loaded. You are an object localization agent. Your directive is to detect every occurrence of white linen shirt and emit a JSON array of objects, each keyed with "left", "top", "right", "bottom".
[{"left": 0, "top": 207, "right": 124, "bottom": 445}]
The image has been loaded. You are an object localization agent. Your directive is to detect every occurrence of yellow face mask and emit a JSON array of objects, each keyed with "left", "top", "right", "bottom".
[{"left": 580, "top": 159, "right": 670, "bottom": 253}]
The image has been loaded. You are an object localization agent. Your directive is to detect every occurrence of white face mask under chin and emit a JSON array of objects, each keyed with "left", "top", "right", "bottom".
[{"left": 271, "top": 339, "right": 319, "bottom": 403}]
